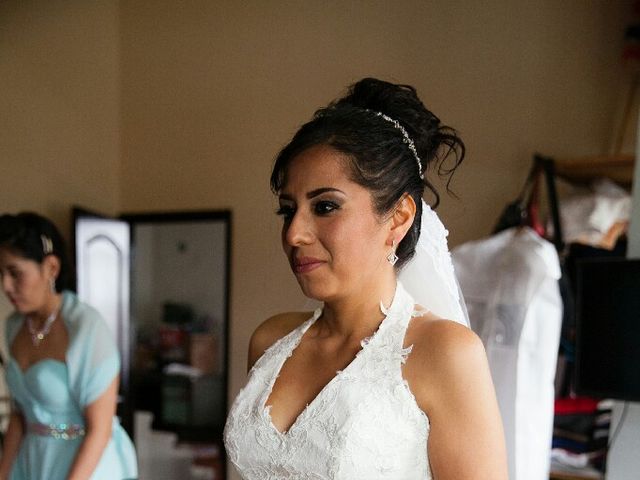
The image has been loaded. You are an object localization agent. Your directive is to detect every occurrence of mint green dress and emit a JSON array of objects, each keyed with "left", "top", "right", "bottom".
[{"left": 5, "top": 291, "right": 138, "bottom": 480}]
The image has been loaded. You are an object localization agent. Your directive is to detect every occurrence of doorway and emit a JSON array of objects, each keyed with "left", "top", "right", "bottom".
[{"left": 75, "top": 209, "right": 231, "bottom": 479}]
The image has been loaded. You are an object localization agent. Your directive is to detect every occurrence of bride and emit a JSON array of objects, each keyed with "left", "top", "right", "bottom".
[{"left": 224, "top": 78, "right": 507, "bottom": 479}]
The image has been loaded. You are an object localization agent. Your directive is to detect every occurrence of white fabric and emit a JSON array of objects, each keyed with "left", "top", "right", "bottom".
[
  {"left": 452, "top": 227, "right": 563, "bottom": 480},
  {"left": 399, "top": 200, "right": 469, "bottom": 327},
  {"left": 557, "top": 178, "right": 631, "bottom": 247},
  {"left": 224, "top": 282, "right": 431, "bottom": 480}
]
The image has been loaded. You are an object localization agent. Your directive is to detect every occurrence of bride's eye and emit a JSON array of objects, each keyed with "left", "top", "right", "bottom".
[
  {"left": 314, "top": 201, "right": 339, "bottom": 215},
  {"left": 276, "top": 205, "right": 295, "bottom": 221}
]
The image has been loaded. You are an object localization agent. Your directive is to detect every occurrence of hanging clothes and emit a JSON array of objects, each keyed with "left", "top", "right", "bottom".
[{"left": 452, "top": 227, "right": 563, "bottom": 480}]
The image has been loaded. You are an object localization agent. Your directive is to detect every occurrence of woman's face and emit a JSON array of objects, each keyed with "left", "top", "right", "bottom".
[
  {"left": 278, "top": 145, "right": 392, "bottom": 301},
  {"left": 0, "top": 248, "right": 53, "bottom": 315}
]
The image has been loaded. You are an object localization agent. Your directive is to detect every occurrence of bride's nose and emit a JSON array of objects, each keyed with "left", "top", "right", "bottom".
[{"left": 283, "top": 210, "right": 315, "bottom": 247}]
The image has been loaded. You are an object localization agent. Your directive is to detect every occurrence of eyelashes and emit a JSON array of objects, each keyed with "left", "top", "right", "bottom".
[
  {"left": 314, "top": 200, "right": 340, "bottom": 215},
  {"left": 275, "top": 205, "right": 295, "bottom": 221},
  {"left": 276, "top": 200, "right": 341, "bottom": 221}
]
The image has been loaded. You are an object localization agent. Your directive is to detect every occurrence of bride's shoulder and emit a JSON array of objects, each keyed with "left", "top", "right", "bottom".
[
  {"left": 408, "top": 310, "right": 481, "bottom": 360},
  {"left": 247, "top": 311, "right": 314, "bottom": 369},
  {"left": 404, "top": 311, "right": 487, "bottom": 404}
]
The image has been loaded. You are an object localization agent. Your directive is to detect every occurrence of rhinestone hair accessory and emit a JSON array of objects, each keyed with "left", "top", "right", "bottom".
[
  {"left": 40, "top": 235, "right": 53, "bottom": 255},
  {"left": 370, "top": 111, "right": 424, "bottom": 179}
]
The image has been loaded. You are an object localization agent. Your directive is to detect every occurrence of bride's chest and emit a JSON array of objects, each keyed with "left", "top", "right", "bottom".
[{"left": 225, "top": 357, "right": 430, "bottom": 480}]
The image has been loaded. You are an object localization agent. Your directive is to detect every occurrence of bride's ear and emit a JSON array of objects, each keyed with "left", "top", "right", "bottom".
[{"left": 388, "top": 194, "right": 416, "bottom": 244}]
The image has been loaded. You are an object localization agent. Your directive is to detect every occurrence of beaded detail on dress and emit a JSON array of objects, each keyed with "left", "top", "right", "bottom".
[{"left": 224, "top": 282, "right": 432, "bottom": 480}]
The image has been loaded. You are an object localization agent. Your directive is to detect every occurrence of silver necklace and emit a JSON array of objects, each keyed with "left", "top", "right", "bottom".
[{"left": 27, "top": 307, "right": 59, "bottom": 346}]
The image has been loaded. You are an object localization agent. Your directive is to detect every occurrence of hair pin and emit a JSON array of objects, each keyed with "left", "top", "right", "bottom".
[{"left": 41, "top": 235, "right": 53, "bottom": 255}]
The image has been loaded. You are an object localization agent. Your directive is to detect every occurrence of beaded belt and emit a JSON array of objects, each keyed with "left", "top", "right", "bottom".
[{"left": 28, "top": 422, "right": 86, "bottom": 440}]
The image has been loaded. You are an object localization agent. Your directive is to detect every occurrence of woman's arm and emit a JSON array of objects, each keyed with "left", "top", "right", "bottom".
[
  {"left": 406, "top": 319, "right": 508, "bottom": 480},
  {"left": 0, "top": 411, "right": 25, "bottom": 479},
  {"left": 66, "top": 376, "right": 119, "bottom": 480}
]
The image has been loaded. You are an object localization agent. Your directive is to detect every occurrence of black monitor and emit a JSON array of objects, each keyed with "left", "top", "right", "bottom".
[{"left": 575, "top": 258, "right": 640, "bottom": 402}]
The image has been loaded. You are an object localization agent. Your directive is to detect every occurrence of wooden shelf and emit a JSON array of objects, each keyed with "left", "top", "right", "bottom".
[{"left": 553, "top": 154, "right": 635, "bottom": 187}]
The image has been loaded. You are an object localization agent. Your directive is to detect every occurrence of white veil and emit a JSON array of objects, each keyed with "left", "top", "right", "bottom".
[{"left": 399, "top": 200, "right": 470, "bottom": 327}]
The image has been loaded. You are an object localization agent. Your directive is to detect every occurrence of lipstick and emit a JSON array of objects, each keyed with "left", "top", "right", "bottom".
[{"left": 293, "top": 256, "right": 325, "bottom": 274}]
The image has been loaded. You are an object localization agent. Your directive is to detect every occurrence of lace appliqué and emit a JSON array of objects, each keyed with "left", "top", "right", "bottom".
[{"left": 224, "top": 284, "right": 432, "bottom": 480}]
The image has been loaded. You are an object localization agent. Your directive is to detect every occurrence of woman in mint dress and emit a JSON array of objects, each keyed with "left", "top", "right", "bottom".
[{"left": 0, "top": 212, "right": 137, "bottom": 480}]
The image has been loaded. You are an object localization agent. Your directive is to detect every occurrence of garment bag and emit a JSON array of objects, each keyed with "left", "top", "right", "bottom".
[{"left": 452, "top": 227, "right": 563, "bottom": 480}]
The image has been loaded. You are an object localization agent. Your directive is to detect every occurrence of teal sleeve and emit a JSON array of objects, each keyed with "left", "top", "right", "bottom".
[{"left": 64, "top": 292, "right": 122, "bottom": 409}]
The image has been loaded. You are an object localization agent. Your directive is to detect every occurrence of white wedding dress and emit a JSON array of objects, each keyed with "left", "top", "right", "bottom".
[{"left": 224, "top": 282, "right": 432, "bottom": 480}]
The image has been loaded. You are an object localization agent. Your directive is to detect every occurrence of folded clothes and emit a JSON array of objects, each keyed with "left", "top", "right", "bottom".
[
  {"left": 592, "top": 428, "right": 609, "bottom": 441},
  {"left": 594, "top": 411, "right": 611, "bottom": 426},
  {"left": 555, "top": 397, "right": 600, "bottom": 415},
  {"left": 552, "top": 437, "right": 591, "bottom": 454},
  {"left": 553, "top": 428, "right": 590, "bottom": 443},
  {"left": 554, "top": 413, "right": 596, "bottom": 436},
  {"left": 550, "top": 448, "right": 590, "bottom": 468}
]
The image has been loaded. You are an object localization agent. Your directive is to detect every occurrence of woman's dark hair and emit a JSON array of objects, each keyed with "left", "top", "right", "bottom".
[
  {"left": 270, "top": 77, "right": 465, "bottom": 269},
  {"left": 0, "top": 212, "right": 71, "bottom": 292}
]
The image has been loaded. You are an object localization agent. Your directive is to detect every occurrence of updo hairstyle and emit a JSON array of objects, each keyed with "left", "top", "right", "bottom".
[
  {"left": 0, "top": 212, "right": 71, "bottom": 292},
  {"left": 270, "top": 77, "right": 465, "bottom": 269}
]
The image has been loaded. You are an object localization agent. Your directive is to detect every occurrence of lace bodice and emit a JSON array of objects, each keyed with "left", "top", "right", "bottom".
[{"left": 224, "top": 282, "right": 432, "bottom": 480}]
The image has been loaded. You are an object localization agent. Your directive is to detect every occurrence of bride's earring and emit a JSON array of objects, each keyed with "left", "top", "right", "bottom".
[
  {"left": 49, "top": 277, "right": 56, "bottom": 293},
  {"left": 386, "top": 239, "right": 398, "bottom": 266}
]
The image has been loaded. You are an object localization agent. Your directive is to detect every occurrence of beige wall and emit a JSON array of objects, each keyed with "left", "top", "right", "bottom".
[
  {"left": 0, "top": 0, "right": 120, "bottom": 327},
  {"left": 0, "top": 2, "right": 634, "bottom": 475}
]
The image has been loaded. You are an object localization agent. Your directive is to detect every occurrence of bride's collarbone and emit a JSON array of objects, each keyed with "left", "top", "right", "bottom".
[{"left": 283, "top": 333, "right": 358, "bottom": 380}]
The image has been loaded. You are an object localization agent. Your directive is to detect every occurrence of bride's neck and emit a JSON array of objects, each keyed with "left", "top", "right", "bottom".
[{"left": 319, "top": 275, "right": 397, "bottom": 338}]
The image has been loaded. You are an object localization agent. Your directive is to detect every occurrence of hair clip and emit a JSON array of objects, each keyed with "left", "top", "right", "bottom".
[{"left": 41, "top": 235, "right": 53, "bottom": 255}]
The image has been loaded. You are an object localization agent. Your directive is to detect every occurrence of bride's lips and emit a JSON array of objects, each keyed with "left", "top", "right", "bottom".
[{"left": 292, "top": 256, "right": 325, "bottom": 274}]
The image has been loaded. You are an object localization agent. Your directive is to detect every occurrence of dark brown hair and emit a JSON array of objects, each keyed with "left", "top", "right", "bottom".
[
  {"left": 271, "top": 78, "right": 464, "bottom": 269},
  {"left": 0, "top": 212, "right": 70, "bottom": 292}
]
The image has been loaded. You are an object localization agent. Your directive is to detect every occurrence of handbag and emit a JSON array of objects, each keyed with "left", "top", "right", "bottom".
[{"left": 493, "top": 163, "right": 542, "bottom": 234}]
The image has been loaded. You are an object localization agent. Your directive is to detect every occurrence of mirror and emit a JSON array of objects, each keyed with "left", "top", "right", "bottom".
[{"left": 125, "top": 211, "right": 230, "bottom": 439}]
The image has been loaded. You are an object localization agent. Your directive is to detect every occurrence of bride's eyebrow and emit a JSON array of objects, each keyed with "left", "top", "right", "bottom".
[
  {"left": 279, "top": 187, "right": 346, "bottom": 202},
  {"left": 306, "top": 188, "right": 345, "bottom": 199}
]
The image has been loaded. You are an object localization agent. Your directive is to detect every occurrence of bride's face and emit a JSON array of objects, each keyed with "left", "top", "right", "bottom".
[{"left": 277, "top": 144, "right": 391, "bottom": 301}]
